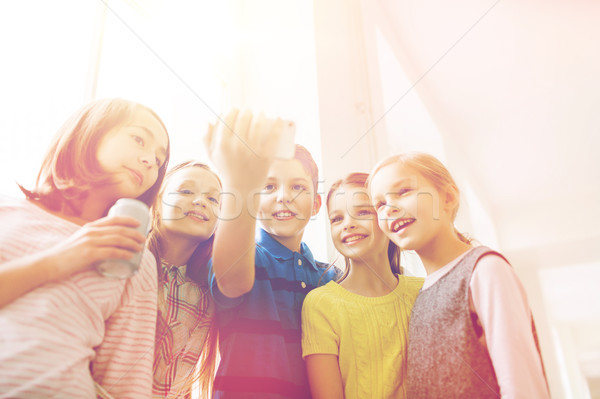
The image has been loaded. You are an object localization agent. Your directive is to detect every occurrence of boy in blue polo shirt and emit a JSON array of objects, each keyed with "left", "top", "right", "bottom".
[{"left": 205, "top": 110, "right": 337, "bottom": 398}]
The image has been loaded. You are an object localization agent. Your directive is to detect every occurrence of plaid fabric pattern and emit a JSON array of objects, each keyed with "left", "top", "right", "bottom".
[{"left": 153, "top": 260, "right": 214, "bottom": 398}]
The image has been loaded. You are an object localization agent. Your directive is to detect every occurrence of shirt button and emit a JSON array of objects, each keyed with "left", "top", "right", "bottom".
[
  {"left": 300, "top": 281, "right": 306, "bottom": 289},
  {"left": 297, "top": 259, "right": 302, "bottom": 266}
]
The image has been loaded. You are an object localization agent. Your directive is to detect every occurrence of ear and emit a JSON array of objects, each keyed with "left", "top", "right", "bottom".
[
  {"left": 443, "top": 184, "right": 460, "bottom": 213},
  {"left": 311, "top": 193, "right": 322, "bottom": 217}
]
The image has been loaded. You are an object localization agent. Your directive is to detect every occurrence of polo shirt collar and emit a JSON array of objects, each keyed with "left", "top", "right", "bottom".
[{"left": 257, "top": 228, "right": 319, "bottom": 271}]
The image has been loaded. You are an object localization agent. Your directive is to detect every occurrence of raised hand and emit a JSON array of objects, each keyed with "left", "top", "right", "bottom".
[{"left": 204, "top": 109, "right": 284, "bottom": 191}]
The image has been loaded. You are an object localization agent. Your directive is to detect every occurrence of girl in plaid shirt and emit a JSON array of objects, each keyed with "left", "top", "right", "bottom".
[{"left": 148, "top": 161, "right": 221, "bottom": 399}]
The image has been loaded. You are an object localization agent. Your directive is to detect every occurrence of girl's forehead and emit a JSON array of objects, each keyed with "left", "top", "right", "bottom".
[
  {"left": 372, "top": 163, "right": 423, "bottom": 186},
  {"left": 168, "top": 167, "right": 220, "bottom": 188},
  {"left": 328, "top": 185, "right": 370, "bottom": 209},
  {"left": 133, "top": 108, "right": 169, "bottom": 149}
]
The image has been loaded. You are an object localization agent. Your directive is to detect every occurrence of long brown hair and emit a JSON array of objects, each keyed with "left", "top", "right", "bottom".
[
  {"left": 326, "top": 172, "right": 402, "bottom": 282},
  {"left": 147, "top": 160, "right": 221, "bottom": 398},
  {"left": 19, "top": 98, "right": 170, "bottom": 214},
  {"left": 368, "top": 152, "right": 472, "bottom": 245}
]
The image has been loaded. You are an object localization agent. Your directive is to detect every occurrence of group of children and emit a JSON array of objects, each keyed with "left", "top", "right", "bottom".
[{"left": 0, "top": 99, "right": 550, "bottom": 398}]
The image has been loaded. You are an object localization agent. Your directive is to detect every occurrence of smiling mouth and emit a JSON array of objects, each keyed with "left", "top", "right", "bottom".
[
  {"left": 272, "top": 210, "right": 296, "bottom": 220},
  {"left": 391, "top": 218, "right": 416, "bottom": 233},
  {"left": 185, "top": 211, "right": 209, "bottom": 221},
  {"left": 342, "top": 234, "right": 367, "bottom": 244}
]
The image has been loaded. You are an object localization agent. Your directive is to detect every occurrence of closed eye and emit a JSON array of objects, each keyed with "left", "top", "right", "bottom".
[
  {"left": 177, "top": 189, "right": 193, "bottom": 195},
  {"left": 357, "top": 209, "right": 375, "bottom": 218},
  {"left": 208, "top": 196, "right": 219, "bottom": 205}
]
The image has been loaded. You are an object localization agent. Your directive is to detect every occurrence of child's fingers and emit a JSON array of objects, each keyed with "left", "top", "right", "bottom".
[
  {"left": 248, "top": 112, "right": 267, "bottom": 149},
  {"left": 82, "top": 219, "right": 147, "bottom": 243},
  {"left": 94, "top": 233, "right": 145, "bottom": 252},
  {"left": 203, "top": 123, "right": 215, "bottom": 156},
  {"left": 235, "top": 109, "right": 253, "bottom": 143},
  {"left": 220, "top": 108, "right": 240, "bottom": 139},
  {"left": 93, "top": 247, "right": 142, "bottom": 262},
  {"left": 86, "top": 226, "right": 146, "bottom": 245}
]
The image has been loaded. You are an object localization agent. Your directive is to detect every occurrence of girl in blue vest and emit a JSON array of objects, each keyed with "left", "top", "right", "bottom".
[{"left": 368, "top": 152, "right": 549, "bottom": 399}]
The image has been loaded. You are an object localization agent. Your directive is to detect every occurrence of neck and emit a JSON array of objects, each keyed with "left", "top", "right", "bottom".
[
  {"left": 270, "top": 231, "right": 303, "bottom": 253},
  {"left": 341, "top": 251, "right": 398, "bottom": 296},
  {"left": 160, "top": 234, "right": 201, "bottom": 267},
  {"left": 417, "top": 227, "right": 472, "bottom": 275},
  {"left": 70, "top": 190, "right": 116, "bottom": 222},
  {"left": 52, "top": 196, "right": 109, "bottom": 225}
]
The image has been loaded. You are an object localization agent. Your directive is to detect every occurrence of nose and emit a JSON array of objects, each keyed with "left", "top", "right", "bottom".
[
  {"left": 381, "top": 202, "right": 401, "bottom": 221},
  {"left": 192, "top": 195, "right": 207, "bottom": 207},
  {"left": 342, "top": 217, "right": 356, "bottom": 231},
  {"left": 139, "top": 152, "right": 154, "bottom": 169},
  {"left": 276, "top": 186, "right": 292, "bottom": 203}
]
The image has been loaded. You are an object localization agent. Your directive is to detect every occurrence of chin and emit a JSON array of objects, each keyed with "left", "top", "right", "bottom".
[
  {"left": 263, "top": 223, "right": 304, "bottom": 239},
  {"left": 341, "top": 249, "right": 365, "bottom": 260}
]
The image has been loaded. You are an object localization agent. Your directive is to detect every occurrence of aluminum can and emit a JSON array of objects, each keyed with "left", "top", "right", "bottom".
[{"left": 96, "top": 198, "right": 150, "bottom": 279}]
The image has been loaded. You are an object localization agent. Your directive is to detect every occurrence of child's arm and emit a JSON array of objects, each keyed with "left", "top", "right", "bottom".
[
  {"left": 0, "top": 215, "right": 146, "bottom": 308},
  {"left": 470, "top": 255, "right": 550, "bottom": 399},
  {"left": 301, "top": 291, "right": 344, "bottom": 399},
  {"left": 204, "top": 110, "right": 282, "bottom": 298},
  {"left": 305, "top": 354, "right": 344, "bottom": 399}
]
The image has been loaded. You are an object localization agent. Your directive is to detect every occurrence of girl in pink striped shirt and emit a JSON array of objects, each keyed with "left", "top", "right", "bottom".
[
  {"left": 368, "top": 152, "right": 550, "bottom": 399},
  {"left": 148, "top": 161, "right": 221, "bottom": 399},
  {"left": 0, "top": 98, "right": 170, "bottom": 398}
]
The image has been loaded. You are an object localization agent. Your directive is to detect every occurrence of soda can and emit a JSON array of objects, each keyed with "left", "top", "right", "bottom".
[{"left": 96, "top": 198, "right": 150, "bottom": 279}]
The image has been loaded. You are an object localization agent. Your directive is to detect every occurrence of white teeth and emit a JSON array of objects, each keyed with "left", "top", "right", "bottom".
[
  {"left": 274, "top": 211, "right": 294, "bottom": 217},
  {"left": 344, "top": 235, "right": 366, "bottom": 243},
  {"left": 186, "top": 212, "right": 208, "bottom": 221},
  {"left": 392, "top": 218, "right": 414, "bottom": 232}
]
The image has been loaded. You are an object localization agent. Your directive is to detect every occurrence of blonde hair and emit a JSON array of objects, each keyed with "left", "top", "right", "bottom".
[
  {"left": 326, "top": 172, "right": 402, "bottom": 282},
  {"left": 368, "top": 152, "right": 471, "bottom": 244},
  {"left": 20, "top": 98, "right": 170, "bottom": 214},
  {"left": 147, "top": 161, "right": 221, "bottom": 398}
]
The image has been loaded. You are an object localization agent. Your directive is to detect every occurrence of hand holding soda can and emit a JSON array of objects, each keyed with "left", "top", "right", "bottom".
[{"left": 96, "top": 198, "right": 150, "bottom": 279}]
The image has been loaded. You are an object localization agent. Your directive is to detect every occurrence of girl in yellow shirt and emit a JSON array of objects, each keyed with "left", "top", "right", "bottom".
[{"left": 301, "top": 173, "right": 423, "bottom": 399}]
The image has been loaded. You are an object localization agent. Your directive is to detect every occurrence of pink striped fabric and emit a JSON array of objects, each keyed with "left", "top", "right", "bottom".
[{"left": 0, "top": 196, "right": 158, "bottom": 398}]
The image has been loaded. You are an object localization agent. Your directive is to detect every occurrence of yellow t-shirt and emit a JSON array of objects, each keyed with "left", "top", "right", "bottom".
[{"left": 301, "top": 275, "right": 424, "bottom": 399}]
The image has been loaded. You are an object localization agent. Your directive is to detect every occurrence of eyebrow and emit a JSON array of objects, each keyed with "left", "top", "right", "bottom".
[
  {"left": 291, "top": 178, "right": 311, "bottom": 184},
  {"left": 353, "top": 201, "right": 374, "bottom": 208},
  {"left": 176, "top": 179, "right": 221, "bottom": 191},
  {"left": 385, "top": 179, "right": 414, "bottom": 192},
  {"left": 133, "top": 125, "right": 167, "bottom": 157},
  {"left": 178, "top": 179, "right": 197, "bottom": 184},
  {"left": 327, "top": 210, "right": 341, "bottom": 218}
]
